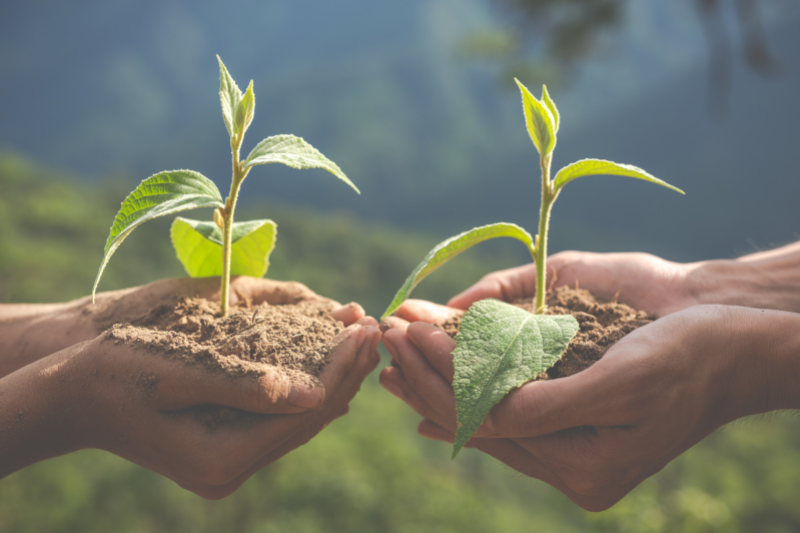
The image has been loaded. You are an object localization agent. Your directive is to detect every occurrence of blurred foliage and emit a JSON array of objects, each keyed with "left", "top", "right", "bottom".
[{"left": 0, "top": 154, "right": 799, "bottom": 531}]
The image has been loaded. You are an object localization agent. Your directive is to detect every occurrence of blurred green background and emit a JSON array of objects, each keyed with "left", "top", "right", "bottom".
[{"left": 1, "top": 1, "right": 799, "bottom": 531}]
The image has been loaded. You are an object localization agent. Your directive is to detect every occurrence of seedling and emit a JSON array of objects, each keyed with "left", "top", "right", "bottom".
[
  {"left": 92, "top": 56, "right": 359, "bottom": 316},
  {"left": 382, "top": 80, "right": 683, "bottom": 457}
]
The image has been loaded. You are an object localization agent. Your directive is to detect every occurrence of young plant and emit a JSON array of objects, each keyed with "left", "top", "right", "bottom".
[
  {"left": 382, "top": 80, "right": 684, "bottom": 457},
  {"left": 92, "top": 56, "right": 359, "bottom": 316}
]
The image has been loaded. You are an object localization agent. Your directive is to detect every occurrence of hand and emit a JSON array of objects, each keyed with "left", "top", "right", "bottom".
[
  {"left": 386, "top": 252, "right": 699, "bottom": 332},
  {"left": 0, "top": 276, "right": 363, "bottom": 377},
  {"left": 379, "top": 306, "right": 798, "bottom": 511},
  {"left": 1, "top": 310, "right": 382, "bottom": 499}
]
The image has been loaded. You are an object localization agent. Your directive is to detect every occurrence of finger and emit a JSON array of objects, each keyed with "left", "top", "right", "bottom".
[
  {"left": 405, "top": 322, "right": 456, "bottom": 382},
  {"left": 329, "top": 302, "right": 366, "bottom": 327},
  {"left": 447, "top": 264, "right": 537, "bottom": 309},
  {"left": 418, "top": 419, "right": 455, "bottom": 443},
  {"left": 379, "top": 367, "right": 446, "bottom": 424},
  {"left": 356, "top": 316, "right": 379, "bottom": 327},
  {"left": 394, "top": 300, "right": 464, "bottom": 325},
  {"left": 382, "top": 329, "right": 458, "bottom": 432},
  {"left": 483, "top": 368, "right": 615, "bottom": 438},
  {"left": 379, "top": 316, "right": 410, "bottom": 333},
  {"left": 230, "top": 277, "right": 319, "bottom": 305}
]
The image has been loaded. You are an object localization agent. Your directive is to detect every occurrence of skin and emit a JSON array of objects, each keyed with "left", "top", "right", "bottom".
[
  {"left": 0, "top": 277, "right": 382, "bottom": 499},
  {"left": 379, "top": 243, "right": 800, "bottom": 511}
]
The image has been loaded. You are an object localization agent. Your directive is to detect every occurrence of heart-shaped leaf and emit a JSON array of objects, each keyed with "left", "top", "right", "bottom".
[
  {"left": 381, "top": 223, "right": 535, "bottom": 320},
  {"left": 244, "top": 134, "right": 359, "bottom": 194},
  {"left": 171, "top": 217, "right": 277, "bottom": 278},
  {"left": 451, "top": 299, "right": 579, "bottom": 458},
  {"left": 553, "top": 158, "right": 684, "bottom": 195},
  {"left": 93, "top": 170, "right": 224, "bottom": 301}
]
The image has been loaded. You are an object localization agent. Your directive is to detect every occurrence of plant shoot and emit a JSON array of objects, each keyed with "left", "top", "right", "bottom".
[
  {"left": 93, "top": 56, "right": 359, "bottom": 316},
  {"left": 382, "top": 80, "right": 684, "bottom": 456}
]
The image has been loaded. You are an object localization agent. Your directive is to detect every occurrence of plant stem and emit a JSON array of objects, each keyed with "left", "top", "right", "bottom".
[
  {"left": 220, "top": 135, "right": 249, "bottom": 317},
  {"left": 534, "top": 154, "right": 555, "bottom": 314}
]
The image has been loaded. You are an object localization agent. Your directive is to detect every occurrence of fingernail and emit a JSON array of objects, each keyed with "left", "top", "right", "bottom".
[{"left": 289, "top": 385, "right": 323, "bottom": 409}]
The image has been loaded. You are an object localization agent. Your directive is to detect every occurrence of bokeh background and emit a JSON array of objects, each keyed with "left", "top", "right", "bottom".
[{"left": 1, "top": 1, "right": 799, "bottom": 531}]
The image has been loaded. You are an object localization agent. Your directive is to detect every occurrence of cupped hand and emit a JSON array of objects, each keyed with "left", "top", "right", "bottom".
[
  {"left": 388, "top": 251, "right": 699, "bottom": 330},
  {"left": 2, "top": 276, "right": 364, "bottom": 377},
  {"left": 32, "top": 312, "right": 382, "bottom": 499},
  {"left": 379, "top": 306, "right": 759, "bottom": 511}
]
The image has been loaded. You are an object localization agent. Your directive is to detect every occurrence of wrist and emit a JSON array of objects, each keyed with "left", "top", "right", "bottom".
[
  {"left": 0, "top": 342, "right": 89, "bottom": 478},
  {"left": 717, "top": 306, "right": 800, "bottom": 421},
  {"left": 0, "top": 297, "right": 99, "bottom": 377},
  {"left": 685, "top": 256, "right": 800, "bottom": 313}
]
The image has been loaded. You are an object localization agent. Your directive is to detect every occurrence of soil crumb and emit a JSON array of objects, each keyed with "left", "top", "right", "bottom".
[
  {"left": 106, "top": 295, "right": 344, "bottom": 385},
  {"left": 441, "top": 286, "right": 655, "bottom": 380}
]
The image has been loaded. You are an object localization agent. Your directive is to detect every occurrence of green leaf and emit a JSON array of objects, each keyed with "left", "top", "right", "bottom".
[
  {"left": 553, "top": 158, "right": 685, "bottom": 195},
  {"left": 234, "top": 80, "right": 255, "bottom": 137},
  {"left": 381, "top": 223, "right": 535, "bottom": 320},
  {"left": 217, "top": 55, "right": 243, "bottom": 138},
  {"left": 515, "top": 78, "right": 556, "bottom": 157},
  {"left": 244, "top": 134, "right": 359, "bottom": 194},
  {"left": 541, "top": 85, "right": 560, "bottom": 134},
  {"left": 92, "top": 170, "right": 224, "bottom": 301},
  {"left": 170, "top": 217, "right": 277, "bottom": 278},
  {"left": 451, "top": 299, "right": 579, "bottom": 458}
]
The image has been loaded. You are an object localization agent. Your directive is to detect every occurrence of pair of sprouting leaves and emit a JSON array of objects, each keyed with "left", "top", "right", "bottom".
[
  {"left": 382, "top": 80, "right": 683, "bottom": 457},
  {"left": 92, "top": 57, "right": 358, "bottom": 300}
]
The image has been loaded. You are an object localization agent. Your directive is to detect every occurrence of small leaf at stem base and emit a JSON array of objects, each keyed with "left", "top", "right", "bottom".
[{"left": 171, "top": 217, "right": 277, "bottom": 278}]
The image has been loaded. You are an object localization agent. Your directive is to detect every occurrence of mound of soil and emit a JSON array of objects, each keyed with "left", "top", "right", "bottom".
[
  {"left": 103, "top": 295, "right": 344, "bottom": 385},
  {"left": 441, "top": 286, "right": 655, "bottom": 380}
]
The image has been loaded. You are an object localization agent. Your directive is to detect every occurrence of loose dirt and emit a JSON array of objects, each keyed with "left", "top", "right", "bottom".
[
  {"left": 103, "top": 295, "right": 344, "bottom": 385},
  {"left": 441, "top": 286, "right": 655, "bottom": 380}
]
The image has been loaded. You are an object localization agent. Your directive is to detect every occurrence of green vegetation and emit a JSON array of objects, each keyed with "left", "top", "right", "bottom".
[
  {"left": 383, "top": 81, "right": 683, "bottom": 454},
  {"left": 92, "top": 56, "right": 359, "bottom": 316},
  {"left": 1, "top": 153, "right": 800, "bottom": 532}
]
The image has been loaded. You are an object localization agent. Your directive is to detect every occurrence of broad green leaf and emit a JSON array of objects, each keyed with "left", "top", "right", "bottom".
[
  {"left": 92, "top": 170, "right": 224, "bottom": 301},
  {"left": 381, "top": 223, "right": 535, "bottom": 320},
  {"left": 553, "top": 158, "right": 685, "bottom": 195},
  {"left": 451, "top": 299, "right": 579, "bottom": 458},
  {"left": 244, "top": 134, "right": 360, "bottom": 194},
  {"left": 217, "top": 55, "right": 242, "bottom": 137},
  {"left": 541, "top": 85, "right": 560, "bottom": 134},
  {"left": 170, "top": 217, "right": 277, "bottom": 278},
  {"left": 234, "top": 80, "right": 255, "bottom": 137},
  {"left": 515, "top": 78, "right": 556, "bottom": 157}
]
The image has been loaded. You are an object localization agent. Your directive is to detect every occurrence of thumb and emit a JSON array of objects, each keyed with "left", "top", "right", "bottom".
[
  {"left": 447, "top": 264, "right": 537, "bottom": 309},
  {"left": 156, "top": 324, "right": 371, "bottom": 415},
  {"left": 156, "top": 364, "right": 326, "bottom": 415},
  {"left": 480, "top": 366, "right": 615, "bottom": 438}
]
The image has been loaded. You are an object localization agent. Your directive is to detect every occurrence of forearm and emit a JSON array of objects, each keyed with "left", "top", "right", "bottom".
[
  {"left": 723, "top": 306, "right": 800, "bottom": 421},
  {"left": 685, "top": 241, "right": 800, "bottom": 313},
  {"left": 0, "top": 344, "right": 85, "bottom": 479},
  {"left": 0, "top": 298, "right": 97, "bottom": 378}
]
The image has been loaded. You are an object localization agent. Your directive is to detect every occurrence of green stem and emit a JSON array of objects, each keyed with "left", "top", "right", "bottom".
[
  {"left": 534, "top": 154, "right": 555, "bottom": 314},
  {"left": 220, "top": 136, "right": 250, "bottom": 317}
]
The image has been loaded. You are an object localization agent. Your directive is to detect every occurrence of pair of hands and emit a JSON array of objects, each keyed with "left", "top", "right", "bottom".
[
  {"left": 0, "top": 277, "right": 381, "bottom": 499},
  {"left": 379, "top": 251, "right": 792, "bottom": 511}
]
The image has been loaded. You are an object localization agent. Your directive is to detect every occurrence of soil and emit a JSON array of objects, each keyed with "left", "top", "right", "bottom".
[
  {"left": 440, "top": 286, "right": 655, "bottom": 380},
  {"left": 100, "top": 294, "right": 344, "bottom": 386}
]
